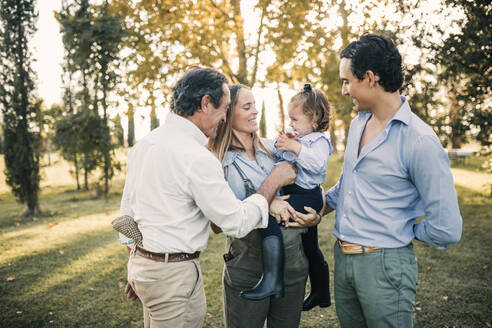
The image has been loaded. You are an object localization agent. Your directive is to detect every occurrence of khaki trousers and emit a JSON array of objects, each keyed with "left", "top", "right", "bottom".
[{"left": 127, "top": 252, "right": 206, "bottom": 328}]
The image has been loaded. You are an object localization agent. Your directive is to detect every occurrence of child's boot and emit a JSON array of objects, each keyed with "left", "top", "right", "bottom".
[
  {"left": 302, "top": 261, "right": 331, "bottom": 311},
  {"left": 240, "top": 235, "right": 285, "bottom": 300}
]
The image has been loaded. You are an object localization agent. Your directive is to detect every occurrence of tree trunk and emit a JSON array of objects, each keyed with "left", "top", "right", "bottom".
[
  {"left": 22, "top": 190, "right": 42, "bottom": 218},
  {"left": 84, "top": 165, "right": 89, "bottom": 190},
  {"left": 231, "top": 0, "right": 248, "bottom": 85},
  {"left": 127, "top": 104, "right": 135, "bottom": 147},
  {"left": 330, "top": 124, "right": 338, "bottom": 153},
  {"left": 74, "top": 153, "right": 80, "bottom": 191},
  {"left": 451, "top": 136, "right": 462, "bottom": 149},
  {"left": 276, "top": 87, "right": 285, "bottom": 133}
]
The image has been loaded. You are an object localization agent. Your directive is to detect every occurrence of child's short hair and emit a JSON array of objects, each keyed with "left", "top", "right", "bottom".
[{"left": 290, "top": 84, "right": 332, "bottom": 132}]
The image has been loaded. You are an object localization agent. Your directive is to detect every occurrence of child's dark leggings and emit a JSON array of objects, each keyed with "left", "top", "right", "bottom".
[{"left": 260, "top": 184, "right": 325, "bottom": 267}]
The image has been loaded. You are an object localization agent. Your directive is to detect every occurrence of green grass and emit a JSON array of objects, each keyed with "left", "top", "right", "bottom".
[{"left": 1, "top": 152, "right": 491, "bottom": 327}]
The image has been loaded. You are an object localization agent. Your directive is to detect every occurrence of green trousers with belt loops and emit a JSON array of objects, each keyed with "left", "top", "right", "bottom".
[{"left": 334, "top": 241, "right": 418, "bottom": 328}]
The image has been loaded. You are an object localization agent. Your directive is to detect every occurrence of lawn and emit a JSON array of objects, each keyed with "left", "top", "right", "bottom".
[{"left": 0, "top": 151, "right": 491, "bottom": 327}]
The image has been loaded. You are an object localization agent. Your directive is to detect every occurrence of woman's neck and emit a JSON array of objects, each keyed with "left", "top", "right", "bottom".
[{"left": 232, "top": 130, "right": 255, "bottom": 160}]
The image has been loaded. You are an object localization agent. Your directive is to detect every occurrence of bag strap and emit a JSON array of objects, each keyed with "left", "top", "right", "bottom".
[{"left": 231, "top": 161, "right": 256, "bottom": 197}]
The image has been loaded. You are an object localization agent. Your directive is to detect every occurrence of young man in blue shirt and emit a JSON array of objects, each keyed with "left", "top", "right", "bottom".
[{"left": 324, "top": 34, "right": 462, "bottom": 327}]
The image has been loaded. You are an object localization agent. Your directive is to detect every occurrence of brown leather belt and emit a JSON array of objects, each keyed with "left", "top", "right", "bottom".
[
  {"left": 135, "top": 246, "right": 200, "bottom": 263},
  {"left": 338, "top": 239, "right": 380, "bottom": 255}
]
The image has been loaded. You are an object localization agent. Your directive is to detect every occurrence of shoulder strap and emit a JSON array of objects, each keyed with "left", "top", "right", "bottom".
[{"left": 231, "top": 161, "right": 256, "bottom": 197}]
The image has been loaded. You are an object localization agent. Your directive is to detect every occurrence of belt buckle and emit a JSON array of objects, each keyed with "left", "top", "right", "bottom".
[{"left": 339, "top": 240, "right": 364, "bottom": 255}]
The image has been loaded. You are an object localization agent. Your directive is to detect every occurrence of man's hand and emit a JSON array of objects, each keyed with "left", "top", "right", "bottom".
[
  {"left": 210, "top": 222, "right": 223, "bottom": 234},
  {"left": 287, "top": 206, "right": 321, "bottom": 228},
  {"left": 125, "top": 282, "right": 140, "bottom": 302},
  {"left": 257, "top": 162, "right": 296, "bottom": 204},
  {"left": 270, "top": 195, "right": 297, "bottom": 225},
  {"left": 276, "top": 132, "right": 301, "bottom": 155},
  {"left": 269, "top": 161, "right": 297, "bottom": 188}
]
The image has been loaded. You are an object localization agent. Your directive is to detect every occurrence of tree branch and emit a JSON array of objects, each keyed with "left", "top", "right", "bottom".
[{"left": 250, "top": 1, "right": 269, "bottom": 86}]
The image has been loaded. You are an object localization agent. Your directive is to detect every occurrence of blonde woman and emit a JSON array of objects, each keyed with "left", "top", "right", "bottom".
[{"left": 209, "top": 84, "right": 321, "bottom": 328}]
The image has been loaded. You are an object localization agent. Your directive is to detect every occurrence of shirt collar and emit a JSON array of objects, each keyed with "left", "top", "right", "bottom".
[
  {"left": 223, "top": 151, "right": 239, "bottom": 167},
  {"left": 357, "top": 96, "right": 411, "bottom": 126},
  {"left": 223, "top": 147, "right": 271, "bottom": 167},
  {"left": 166, "top": 112, "right": 208, "bottom": 146},
  {"left": 300, "top": 132, "right": 329, "bottom": 144},
  {"left": 390, "top": 96, "right": 411, "bottom": 126}
]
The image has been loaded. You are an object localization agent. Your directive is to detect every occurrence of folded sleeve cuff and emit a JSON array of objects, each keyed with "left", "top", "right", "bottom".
[
  {"left": 119, "top": 233, "right": 134, "bottom": 246},
  {"left": 244, "top": 193, "right": 269, "bottom": 229}
]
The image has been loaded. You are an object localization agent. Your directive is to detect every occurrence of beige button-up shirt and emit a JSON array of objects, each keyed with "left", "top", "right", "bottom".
[{"left": 119, "top": 112, "right": 269, "bottom": 253}]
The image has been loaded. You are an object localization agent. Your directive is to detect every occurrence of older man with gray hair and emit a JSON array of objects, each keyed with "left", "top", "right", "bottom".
[{"left": 117, "top": 66, "right": 299, "bottom": 328}]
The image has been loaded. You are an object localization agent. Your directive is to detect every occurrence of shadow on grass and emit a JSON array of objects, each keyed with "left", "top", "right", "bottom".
[
  {"left": 0, "top": 228, "right": 142, "bottom": 327},
  {"left": 1, "top": 158, "right": 490, "bottom": 327},
  {"left": 0, "top": 186, "right": 122, "bottom": 231}
]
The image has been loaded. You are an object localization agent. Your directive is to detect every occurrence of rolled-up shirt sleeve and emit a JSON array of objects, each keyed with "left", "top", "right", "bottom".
[
  {"left": 325, "top": 172, "right": 342, "bottom": 211},
  {"left": 119, "top": 149, "right": 135, "bottom": 246},
  {"left": 410, "top": 135, "right": 462, "bottom": 248},
  {"left": 188, "top": 156, "right": 269, "bottom": 238}
]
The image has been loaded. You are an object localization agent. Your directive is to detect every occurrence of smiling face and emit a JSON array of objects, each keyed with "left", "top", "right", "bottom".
[
  {"left": 339, "top": 57, "right": 373, "bottom": 112},
  {"left": 203, "top": 83, "right": 230, "bottom": 138},
  {"left": 231, "top": 88, "right": 258, "bottom": 135},
  {"left": 288, "top": 102, "right": 314, "bottom": 137}
]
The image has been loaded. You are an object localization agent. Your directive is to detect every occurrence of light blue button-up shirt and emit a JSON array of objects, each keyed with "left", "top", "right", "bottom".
[
  {"left": 325, "top": 97, "right": 462, "bottom": 249},
  {"left": 274, "top": 132, "right": 333, "bottom": 189}
]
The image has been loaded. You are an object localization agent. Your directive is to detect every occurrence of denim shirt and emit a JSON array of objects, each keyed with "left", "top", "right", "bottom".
[
  {"left": 274, "top": 132, "right": 333, "bottom": 189},
  {"left": 222, "top": 139, "right": 308, "bottom": 288},
  {"left": 325, "top": 97, "right": 462, "bottom": 249},
  {"left": 223, "top": 141, "right": 279, "bottom": 201}
]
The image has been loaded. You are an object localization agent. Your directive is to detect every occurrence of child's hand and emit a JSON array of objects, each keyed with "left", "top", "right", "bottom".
[
  {"left": 276, "top": 132, "right": 301, "bottom": 155},
  {"left": 284, "top": 127, "right": 299, "bottom": 139}
]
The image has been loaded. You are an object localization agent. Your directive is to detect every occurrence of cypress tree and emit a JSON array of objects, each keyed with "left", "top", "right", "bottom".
[
  {"left": 127, "top": 103, "right": 135, "bottom": 147},
  {"left": 259, "top": 101, "right": 267, "bottom": 138},
  {"left": 0, "top": 0, "right": 42, "bottom": 217}
]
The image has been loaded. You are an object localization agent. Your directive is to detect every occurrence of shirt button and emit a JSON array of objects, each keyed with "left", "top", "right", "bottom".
[
  {"left": 353, "top": 169, "right": 357, "bottom": 173},
  {"left": 348, "top": 191, "right": 352, "bottom": 195},
  {"left": 341, "top": 234, "right": 345, "bottom": 239}
]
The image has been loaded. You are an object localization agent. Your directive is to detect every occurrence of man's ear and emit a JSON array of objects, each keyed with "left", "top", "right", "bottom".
[
  {"left": 365, "top": 70, "right": 379, "bottom": 87},
  {"left": 200, "top": 94, "right": 211, "bottom": 113}
]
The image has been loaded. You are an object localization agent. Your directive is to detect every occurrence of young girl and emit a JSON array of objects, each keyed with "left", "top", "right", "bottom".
[{"left": 241, "top": 84, "right": 333, "bottom": 312}]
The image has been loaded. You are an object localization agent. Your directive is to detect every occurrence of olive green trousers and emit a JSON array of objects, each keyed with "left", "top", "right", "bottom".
[
  {"left": 222, "top": 228, "right": 308, "bottom": 328},
  {"left": 334, "top": 241, "right": 418, "bottom": 328}
]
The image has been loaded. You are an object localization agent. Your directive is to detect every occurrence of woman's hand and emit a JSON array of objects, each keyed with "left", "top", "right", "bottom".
[
  {"left": 286, "top": 206, "right": 321, "bottom": 228},
  {"left": 270, "top": 195, "right": 297, "bottom": 225}
]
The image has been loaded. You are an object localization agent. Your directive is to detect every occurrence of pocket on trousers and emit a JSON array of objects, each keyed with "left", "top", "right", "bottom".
[
  {"left": 381, "top": 250, "right": 403, "bottom": 290},
  {"left": 187, "top": 260, "right": 201, "bottom": 298},
  {"left": 132, "top": 261, "right": 199, "bottom": 309}
]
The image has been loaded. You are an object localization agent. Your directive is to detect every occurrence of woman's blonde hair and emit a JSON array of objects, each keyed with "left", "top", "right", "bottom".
[{"left": 208, "top": 84, "right": 271, "bottom": 162}]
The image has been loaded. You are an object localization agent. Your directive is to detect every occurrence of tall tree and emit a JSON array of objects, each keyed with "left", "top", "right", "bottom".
[
  {"left": 0, "top": 0, "right": 42, "bottom": 217},
  {"left": 0, "top": 122, "right": 3, "bottom": 154},
  {"left": 112, "top": 113, "right": 124, "bottom": 147},
  {"left": 435, "top": 0, "right": 491, "bottom": 148},
  {"left": 90, "top": 2, "right": 126, "bottom": 196},
  {"left": 127, "top": 102, "right": 135, "bottom": 147},
  {"left": 57, "top": 0, "right": 125, "bottom": 195},
  {"left": 109, "top": 0, "right": 307, "bottom": 124},
  {"left": 57, "top": 0, "right": 96, "bottom": 189},
  {"left": 259, "top": 101, "right": 267, "bottom": 138}
]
